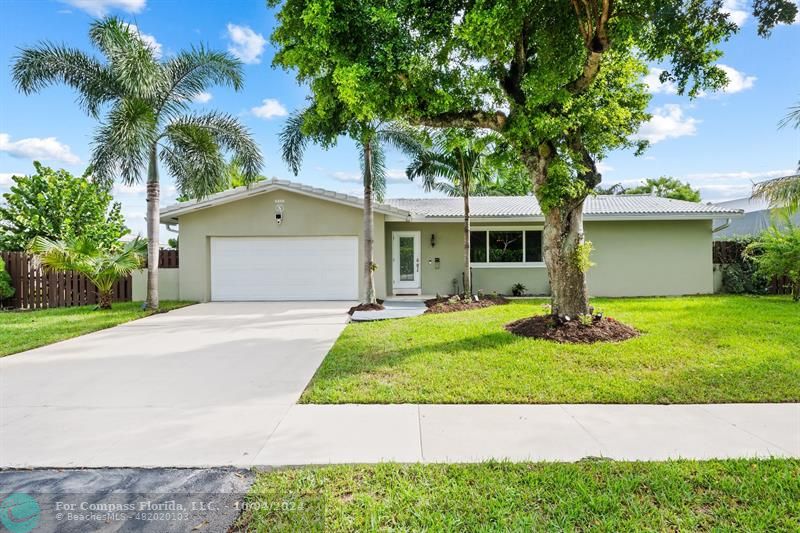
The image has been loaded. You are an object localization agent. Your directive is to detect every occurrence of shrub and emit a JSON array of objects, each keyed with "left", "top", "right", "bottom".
[
  {"left": 717, "top": 238, "right": 769, "bottom": 295},
  {"left": 0, "top": 258, "right": 13, "bottom": 300},
  {"left": 744, "top": 221, "right": 800, "bottom": 301},
  {"left": 511, "top": 282, "right": 527, "bottom": 296}
]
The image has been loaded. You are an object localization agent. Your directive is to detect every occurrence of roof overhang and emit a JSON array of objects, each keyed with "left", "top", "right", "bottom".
[
  {"left": 160, "top": 178, "right": 411, "bottom": 225},
  {"left": 387, "top": 213, "right": 744, "bottom": 223}
]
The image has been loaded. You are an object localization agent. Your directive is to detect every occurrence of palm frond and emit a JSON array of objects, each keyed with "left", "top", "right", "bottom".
[
  {"left": 778, "top": 100, "right": 800, "bottom": 130},
  {"left": 90, "top": 97, "right": 158, "bottom": 187},
  {"left": 159, "top": 46, "right": 243, "bottom": 119},
  {"left": 377, "top": 123, "right": 425, "bottom": 158},
  {"left": 752, "top": 174, "right": 800, "bottom": 212},
  {"left": 89, "top": 17, "right": 161, "bottom": 101},
  {"left": 11, "top": 43, "right": 118, "bottom": 117},
  {"left": 160, "top": 123, "right": 227, "bottom": 199},
  {"left": 280, "top": 109, "right": 311, "bottom": 176},
  {"left": 165, "top": 112, "right": 263, "bottom": 184}
]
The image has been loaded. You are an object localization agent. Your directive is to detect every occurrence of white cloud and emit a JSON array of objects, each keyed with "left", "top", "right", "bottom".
[
  {"left": 114, "top": 183, "right": 146, "bottom": 194},
  {"left": 385, "top": 168, "right": 410, "bottom": 183},
  {"left": 596, "top": 162, "right": 614, "bottom": 174},
  {"left": 251, "top": 98, "right": 288, "bottom": 119},
  {"left": 685, "top": 169, "right": 795, "bottom": 181},
  {"left": 643, "top": 67, "right": 678, "bottom": 95},
  {"left": 192, "top": 91, "right": 212, "bottom": 104},
  {"left": 226, "top": 24, "right": 266, "bottom": 64},
  {"left": 0, "top": 172, "right": 25, "bottom": 186},
  {"left": 636, "top": 105, "right": 699, "bottom": 144},
  {"left": 332, "top": 171, "right": 360, "bottom": 183},
  {"left": 718, "top": 64, "right": 756, "bottom": 94},
  {"left": 60, "top": 0, "right": 145, "bottom": 17},
  {"left": 0, "top": 133, "right": 80, "bottom": 164},
  {"left": 126, "top": 24, "right": 162, "bottom": 59},
  {"left": 722, "top": 0, "right": 748, "bottom": 26},
  {"left": 333, "top": 168, "right": 409, "bottom": 185}
]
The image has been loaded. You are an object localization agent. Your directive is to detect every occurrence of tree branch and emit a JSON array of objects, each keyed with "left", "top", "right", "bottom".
[
  {"left": 567, "top": 0, "right": 613, "bottom": 94},
  {"left": 410, "top": 110, "right": 508, "bottom": 131}
]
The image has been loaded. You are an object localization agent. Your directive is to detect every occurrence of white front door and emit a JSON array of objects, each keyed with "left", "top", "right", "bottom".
[{"left": 392, "top": 231, "right": 421, "bottom": 294}]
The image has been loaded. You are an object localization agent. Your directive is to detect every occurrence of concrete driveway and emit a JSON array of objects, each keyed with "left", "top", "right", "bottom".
[{"left": 0, "top": 302, "right": 351, "bottom": 468}]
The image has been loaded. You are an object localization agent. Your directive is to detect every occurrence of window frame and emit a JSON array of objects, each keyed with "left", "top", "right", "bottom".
[{"left": 469, "top": 226, "right": 546, "bottom": 268}]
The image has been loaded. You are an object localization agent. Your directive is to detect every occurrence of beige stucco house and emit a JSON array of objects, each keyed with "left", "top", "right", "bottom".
[{"left": 153, "top": 179, "right": 742, "bottom": 302}]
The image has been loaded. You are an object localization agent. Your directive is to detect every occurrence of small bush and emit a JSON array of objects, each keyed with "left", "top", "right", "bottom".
[
  {"left": 0, "top": 258, "right": 14, "bottom": 300},
  {"left": 511, "top": 282, "right": 527, "bottom": 296}
]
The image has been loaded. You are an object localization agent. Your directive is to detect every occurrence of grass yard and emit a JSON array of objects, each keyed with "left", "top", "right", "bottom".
[
  {"left": 236, "top": 460, "right": 800, "bottom": 531},
  {"left": 301, "top": 295, "right": 800, "bottom": 404},
  {"left": 0, "top": 301, "right": 194, "bottom": 357}
]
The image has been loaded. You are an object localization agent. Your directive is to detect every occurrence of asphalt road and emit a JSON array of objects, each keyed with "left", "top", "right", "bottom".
[{"left": 0, "top": 467, "right": 254, "bottom": 532}]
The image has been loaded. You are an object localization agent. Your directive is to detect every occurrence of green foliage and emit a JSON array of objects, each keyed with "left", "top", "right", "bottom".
[
  {"left": 717, "top": 237, "right": 769, "bottom": 295},
  {"left": 12, "top": 16, "right": 263, "bottom": 206},
  {"left": 167, "top": 237, "right": 179, "bottom": 250},
  {"left": 752, "top": 174, "right": 800, "bottom": 213},
  {"left": 511, "top": 283, "right": 527, "bottom": 297},
  {"left": 29, "top": 235, "right": 146, "bottom": 308},
  {"left": 0, "top": 258, "right": 14, "bottom": 300},
  {"left": 0, "top": 162, "right": 129, "bottom": 251},
  {"left": 745, "top": 221, "right": 800, "bottom": 300},
  {"left": 618, "top": 176, "right": 702, "bottom": 202},
  {"left": 175, "top": 159, "right": 267, "bottom": 202},
  {"left": 574, "top": 241, "right": 595, "bottom": 273}
]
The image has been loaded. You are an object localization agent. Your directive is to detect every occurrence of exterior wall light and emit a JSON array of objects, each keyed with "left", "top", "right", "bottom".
[{"left": 430, "top": 233, "right": 436, "bottom": 247}]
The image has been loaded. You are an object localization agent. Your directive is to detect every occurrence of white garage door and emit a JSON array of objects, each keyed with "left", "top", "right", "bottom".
[{"left": 210, "top": 237, "right": 359, "bottom": 301}]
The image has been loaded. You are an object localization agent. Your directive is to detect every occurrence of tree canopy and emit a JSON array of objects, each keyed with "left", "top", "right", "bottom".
[
  {"left": 0, "top": 162, "right": 129, "bottom": 251},
  {"left": 600, "top": 176, "right": 702, "bottom": 202}
]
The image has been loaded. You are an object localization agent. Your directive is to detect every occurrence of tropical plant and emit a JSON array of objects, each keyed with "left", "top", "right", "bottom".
[
  {"left": 0, "top": 162, "right": 128, "bottom": 251},
  {"left": 12, "top": 17, "right": 262, "bottom": 309},
  {"left": 406, "top": 131, "right": 497, "bottom": 295},
  {"left": 269, "top": 0, "right": 796, "bottom": 318},
  {"left": 752, "top": 174, "right": 800, "bottom": 213},
  {"left": 281, "top": 110, "right": 422, "bottom": 304},
  {"left": 176, "top": 158, "right": 268, "bottom": 202},
  {"left": 621, "top": 177, "right": 702, "bottom": 202},
  {"left": 744, "top": 220, "right": 800, "bottom": 301},
  {"left": 779, "top": 97, "right": 800, "bottom": 130},
  {"left": 0, "top": 258, "right": 14, "bottom": 301},
  {"left": 29, "top": 235, "right": 146, "bottom": 309}
]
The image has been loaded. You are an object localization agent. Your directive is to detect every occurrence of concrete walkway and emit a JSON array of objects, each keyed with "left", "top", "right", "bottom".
[{"left": 350, "top": 299, "right": 427, "bottom": 321}]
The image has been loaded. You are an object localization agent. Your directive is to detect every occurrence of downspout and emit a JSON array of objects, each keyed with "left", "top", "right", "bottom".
[{"left": 712, "top": 218, "right": 731, "bottom": 233}]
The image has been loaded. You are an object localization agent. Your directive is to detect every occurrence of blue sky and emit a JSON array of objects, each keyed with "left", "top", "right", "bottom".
[{"left": 0, "top": 0, "right": 798, "bottom": 239}]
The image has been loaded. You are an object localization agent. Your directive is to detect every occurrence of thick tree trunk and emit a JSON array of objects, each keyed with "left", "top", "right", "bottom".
[
  {"left": 362, "top": 142, "right": 377, "bottom": 304},
  {"left": 542, "top": 202, "right": 590, "bottom": 317},
  {"left": 463, "top": 191, "right": 471, "bottom": 296},
  {"left": 98, "top": 290, "right": 113, "bottom": 310},
  {"left": 524, "top": 143, "right": 591, "bottom": 317},
  {"left": 145, "top": 144, "right": 160, "bottom": 310}
]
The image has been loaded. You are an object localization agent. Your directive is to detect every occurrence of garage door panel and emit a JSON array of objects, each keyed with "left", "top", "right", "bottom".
[{"left": 210, "top": 237, "right": 358, "bottom": 301}]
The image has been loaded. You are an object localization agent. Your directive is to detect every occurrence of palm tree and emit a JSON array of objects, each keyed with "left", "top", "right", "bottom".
[
  {"left": 29, "top": 235, "right": 146, "bottom": 309},
  {"left": 406, "top": 132, "right": 497, "bottom": 296},
  {"left": 12, "top": 17, "right": 262, "bottom": 310},
  {"left": 752, "top": 174, "right": 800, "bottom": 213},
  {"left": 281, "top": 111, "right": 422, "bottom": 304}
]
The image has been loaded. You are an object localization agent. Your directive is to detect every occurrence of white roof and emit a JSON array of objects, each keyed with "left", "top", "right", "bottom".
[
  {"left": 385, "top": 195, "right": 742, "bottom": 219},
  {"left": 160, "top": 178, "right": 409, "bottom": 224},
  {"left": 160, "top": 179, "right": 742, "bottom": 224}
]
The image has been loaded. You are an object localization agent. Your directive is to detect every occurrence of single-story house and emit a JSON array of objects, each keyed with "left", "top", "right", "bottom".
[{"left": 155, "top": 178, "right": 742, "bottom": 302}]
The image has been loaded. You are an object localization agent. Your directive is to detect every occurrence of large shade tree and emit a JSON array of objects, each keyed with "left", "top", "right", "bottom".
[
  {"left": 12, "top": 17, "right": 263, "bottom": 309},
  {"left": 269, "top": 0, "right": 797, "bottom": 317},
  {"left": 281, "top": 108, "right": 421, "bottom": 304},
  {"left": 406, "top": 131, "right": 497, "bottom": 295}
]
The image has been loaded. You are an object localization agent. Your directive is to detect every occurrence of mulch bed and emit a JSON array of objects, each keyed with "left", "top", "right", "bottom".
[
  {"left": 425, "top": 295, "right": 509, "bottom": 314},
  {"left": 347, "top": 302, "right": 385, "bottom": 315},
  {"left": 505, "top": 315, "right": 639, "bottom": 344}
]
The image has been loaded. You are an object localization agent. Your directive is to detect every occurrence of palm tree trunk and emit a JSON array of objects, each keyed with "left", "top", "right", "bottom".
[
  {"left": 98, "top": 289, "right": 113, "bottom": 310},
  {"left": 362, "top": 141, "right": 377, "bottom": 304},
  {"left": 146, "top": 144, "right": 160, "bottom": 310}
]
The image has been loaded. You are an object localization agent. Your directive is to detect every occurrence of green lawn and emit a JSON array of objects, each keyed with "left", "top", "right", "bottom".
[
  {"left": 237, "top": 460, "right": 800, "bottom": 531},
  {"left": 301, "top": 295, "right": 800, "bottom": 404},
  {"left": 0, "top": 301, "right": 194, "bottom": 357}
]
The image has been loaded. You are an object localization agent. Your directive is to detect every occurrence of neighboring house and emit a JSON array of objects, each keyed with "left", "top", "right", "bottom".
[
  {"left": 157, "top": 179, "right": 742, "bottom": 301},
  {"left": 711, "top": 196, "right": 800, "bottom": 240}
]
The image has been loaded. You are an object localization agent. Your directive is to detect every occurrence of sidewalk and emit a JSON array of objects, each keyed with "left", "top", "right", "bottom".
[
  {"left": 5, "top": 403, "right": 796, "bottom": 468},
  {"left": 253, "top": 403, "right": 800, "bottom": 465}
]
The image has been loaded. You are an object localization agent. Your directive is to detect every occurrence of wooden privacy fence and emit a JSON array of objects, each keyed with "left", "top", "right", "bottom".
[
  {"left": 0, "top": 249, "right": 178, "bottom": 310},
  {"left": 712, "top": 241, "right": 792, "bottom": 295}
]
